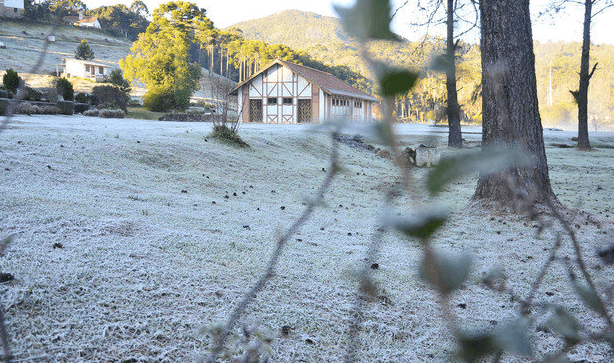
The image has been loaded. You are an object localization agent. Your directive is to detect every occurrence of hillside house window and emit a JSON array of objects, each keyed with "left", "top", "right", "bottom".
[
  {"left": 354, "top": 101, "right": 362, "bottom": 108},
  {"left": 283, "top": 97, "right": 292, "bottom": 105},
  {"left": 267, "top": 97, "right": 277, "bottom": 105},
  {"left": 85, "top": 65, "right": 90, "bottom": 72}
]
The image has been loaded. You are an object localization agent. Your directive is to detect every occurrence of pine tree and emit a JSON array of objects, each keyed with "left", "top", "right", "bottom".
[{"left": 75, "top": 39, "right": 95, "bottom": 60}]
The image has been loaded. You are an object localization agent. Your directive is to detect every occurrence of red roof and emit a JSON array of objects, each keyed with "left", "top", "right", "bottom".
[{"left": 232, "top": 59, "right": 377, "bottom": 102}]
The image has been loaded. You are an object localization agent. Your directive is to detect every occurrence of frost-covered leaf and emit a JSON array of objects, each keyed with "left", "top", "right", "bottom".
[
  {"left": 546, "top": 306, "right": 582, "bottom": 343},
  {"left": 493, "top": 319, "right": 533, "bottom": 357},
  {"left": 420, "top": 252, "right": 472, "bottom": 294},
  {"left": 457, "top": 332, "right": 497, "bottom": 363},
  {"left": 387, "top": 209, "right": 448, "bottom": 240},
  {"left": 334, "top": 0, "right": 399, "bottom": 41},
  {"left": 379, "top": 68, "right": 419, "bottom": 97},
  {"left": 427, "top": 147, "right": 531, "bottom": 195},
  {"left": 431, "top": 53, "right": 453, "bottom": 73},
  {"left": 373, "top": 121, "right": 394, "bottom": 146},
  {"left": 573, "top": 281, "right": 608, "bottom": 317}
]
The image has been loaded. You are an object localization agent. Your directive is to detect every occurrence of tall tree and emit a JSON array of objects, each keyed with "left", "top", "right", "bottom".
[
  {"left": 445, "top": 0, "right": 462, "bottom": 147},
  {"left": 572, "top": 0, "right": 613, "bottom": 149},
  {"left": 120, "top": 1, "right": 213, "bottom": 111},
  {"left": 474, "top": 0, "right": 557, "bottom": 209}
]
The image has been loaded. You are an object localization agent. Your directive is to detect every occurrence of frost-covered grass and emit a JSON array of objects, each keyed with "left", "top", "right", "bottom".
[{"left": 0, "top": 115, "right": 613, "bottom": 362}]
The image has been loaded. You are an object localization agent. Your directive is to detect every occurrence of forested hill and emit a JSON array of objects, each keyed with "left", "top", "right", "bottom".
[
  {"left": 228, "top": 10, "right": 350, "bottom": 50},
  {"left": 229, "top": 10, "right": 614, "bottom": 128}
]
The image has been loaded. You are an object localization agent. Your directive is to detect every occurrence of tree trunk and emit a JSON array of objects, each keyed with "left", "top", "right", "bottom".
[
  {"left": 446, "top": 0, "right": 462, "bottom": 148},
  {"left": 576, "top": 0, "right": 593, "bottom": 150},
  {"left": 473, "top": 0, "right": 557, "bottom": 210}
]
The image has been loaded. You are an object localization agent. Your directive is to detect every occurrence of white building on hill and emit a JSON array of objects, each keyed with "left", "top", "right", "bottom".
[
  {"left": 0, "top": 0, "right": 24, "bottom": 18},
  {"left": 231, "top": 59, "right": 378, "bottom": 123},
  {"left": 56, "top": 58, "right": 111, "bottom": 81}
]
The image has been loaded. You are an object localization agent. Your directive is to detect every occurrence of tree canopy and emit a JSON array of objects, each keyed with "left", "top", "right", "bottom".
[{"left": 120, "top": 1, "right": 215, "bottom": 111}]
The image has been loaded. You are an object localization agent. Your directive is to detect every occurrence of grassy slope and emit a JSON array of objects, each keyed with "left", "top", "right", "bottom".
[
  {"left": 0, "top": 116, "right": 613, "bottom": 362},
  {"left": 0, "top": 19, "right": 132, "bottom": 74}
]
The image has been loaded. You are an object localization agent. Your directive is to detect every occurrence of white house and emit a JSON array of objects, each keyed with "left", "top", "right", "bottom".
[
  {"left": 0, "top": 0, "right": 24, "bottom": 18},
  {"left": 56, "top": 58, "right": 111, "bottom": 81},
  {"left": 62, "top": 14, "right": 101, "bottom": 28},
  {"left": 231, "top": 59, "right": 378, "bottom": 123}
]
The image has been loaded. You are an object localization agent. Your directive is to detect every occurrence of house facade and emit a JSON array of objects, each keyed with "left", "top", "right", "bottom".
[
  {"left": 231, "top": 60, "right": 378, "bottom": 123},
  {"left": 56, "top": 58, "right": 111, "bottom": 81},
  {"left": 62, "top": 14, "right": 101, "bottom": 28},
  {"left": 0, "top": 0, "right": 24, "bottom": 18}
]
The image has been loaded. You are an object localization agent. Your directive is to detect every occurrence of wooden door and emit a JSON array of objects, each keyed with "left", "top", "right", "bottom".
[
  {"left": 249, "top": 99, "right": 263, "bottom": 122},
  {"left": 298, "top": 99, "right": 311, "bottom": 123}
]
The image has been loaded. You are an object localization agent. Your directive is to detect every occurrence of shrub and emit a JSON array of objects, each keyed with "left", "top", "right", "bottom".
[
  {"left": 92, "top": 85, "right": 129, "bottom": 111},
  {"left": 128, "top": 98, "right": 142, "bottom": 107},
  {"left": 56, "top": 100, "right": 74, "bottom": 115},
  {"left": 0, "top": 98, "right": 8, "bottom": 115},
  {"left": 3, "top": 68, "right": 22, "bottom": 94},
  {"left": 83, "top": 109, "right": 125, "bottom": 118},
  {"left": 109, "top": 69, "right": 131, "bottom": 91},
  {"left": 74, "top": 92, "right": 89, "bottom": 104},
  {"left": 0, "top": 89, "right": 8, "bottom": 99},
  {"left": 24, "top": 86, "right": 43, "bottom": 101},
  {"left": 74, "top": 102, "right": 89, "bottom": 114},
  {"left": 55, "top": 77, "right": 74, "bottom": 101},
  {"left": 143, "top": 86, "right": 175, "bottom": 112},
  {"left": 99, "top": 109, "right": 125, "bottom": 118},
  {"left": 209, "top": 124, "right": 249, "bottom": 148}
]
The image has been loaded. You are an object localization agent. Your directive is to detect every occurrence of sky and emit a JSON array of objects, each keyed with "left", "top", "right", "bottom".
[{"left": 81, "top": 0, "right": 614, "bottom": 45}]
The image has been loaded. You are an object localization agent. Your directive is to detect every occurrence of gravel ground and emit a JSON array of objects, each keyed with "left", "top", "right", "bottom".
[{"left": 0, "top": 115, "right": 613, "bottom": 362}]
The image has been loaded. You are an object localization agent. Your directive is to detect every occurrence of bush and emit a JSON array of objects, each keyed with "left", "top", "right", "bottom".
[
  {"left": 209, "top": 124, "right": 249, "bottom": 148},
  {"left": 55, "top": 77, "right": 74, "bottom": 101},
  {"left": 12, "top": 101, "right": 59, "bottom": 115},
  {"left": 109, "top": 69, "right": 131, "bottom": 91},
  {"left": 74, "top": 92, "right": 89, "bottom": 104},
  {"left": 0, "top": 90, "right": 8, "bottom": 99},
  {"left": 24, "top": 86, "right": 43, "bottom": 101},
  {"left": 74, "top": 103, "right": 89, "bottom": 114},
  {"left": 56, "top": 100, "right": 74, "bottom": 115},
  {"left": 143, "top": 87, "right": 175, "bottom": 112},
  {"left": 3, "top": 68, "right": 21, "bottom": 94},
  {"left": 0, "top": 98, "right": 8, "bottom": 115},
  {"left": 83, "top": 109, "right": 125, "bottom": 118},
  {"left": 92, "top": 85, "right": 129, "bottom": 111}
]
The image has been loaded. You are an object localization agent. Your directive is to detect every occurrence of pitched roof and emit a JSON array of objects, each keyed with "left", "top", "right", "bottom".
[
  {"left": 232, "top": 59, "right": 378, "bottom": 102},
  {"left": 62, "top": 58, "right": 110, "bottom": 68},
  {"left": 76, "top": 16, "right": 99, "bottom": 25}
]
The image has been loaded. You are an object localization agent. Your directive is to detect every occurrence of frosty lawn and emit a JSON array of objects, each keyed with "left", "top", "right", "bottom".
[{"left": 0, "top": 115, "right": 613, "bottom": 362}]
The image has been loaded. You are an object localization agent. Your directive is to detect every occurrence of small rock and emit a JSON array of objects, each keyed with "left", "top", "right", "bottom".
[
  {"left": 53, "top": 242, "right": 63, "bottom": 249},
  {"left": 281, "top": 325, "right": 292, "bottom": 336},
  {"left": 0, "top": 273, "right": 14, "bottom": 283},
  {"left": 370, "top": 263, "right": 379, "bottom": 270},
  {"left": 280, "top": 206, "right": 285, "bottom": 210},
  {"left": 457, "top": 303, "right": 467, "bottom": 309},
  {"left": 181, "top": 190, "right": 187, "bottom": 194}
]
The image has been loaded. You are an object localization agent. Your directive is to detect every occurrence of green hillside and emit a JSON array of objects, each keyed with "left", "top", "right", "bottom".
[{"left": 228, "top": 10, "right": 350, "bottom": 50}]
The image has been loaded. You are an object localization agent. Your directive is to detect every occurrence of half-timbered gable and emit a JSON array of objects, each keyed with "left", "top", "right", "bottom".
[{"left": 232, "top": 60, "right": 378, "bottom": 123}]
